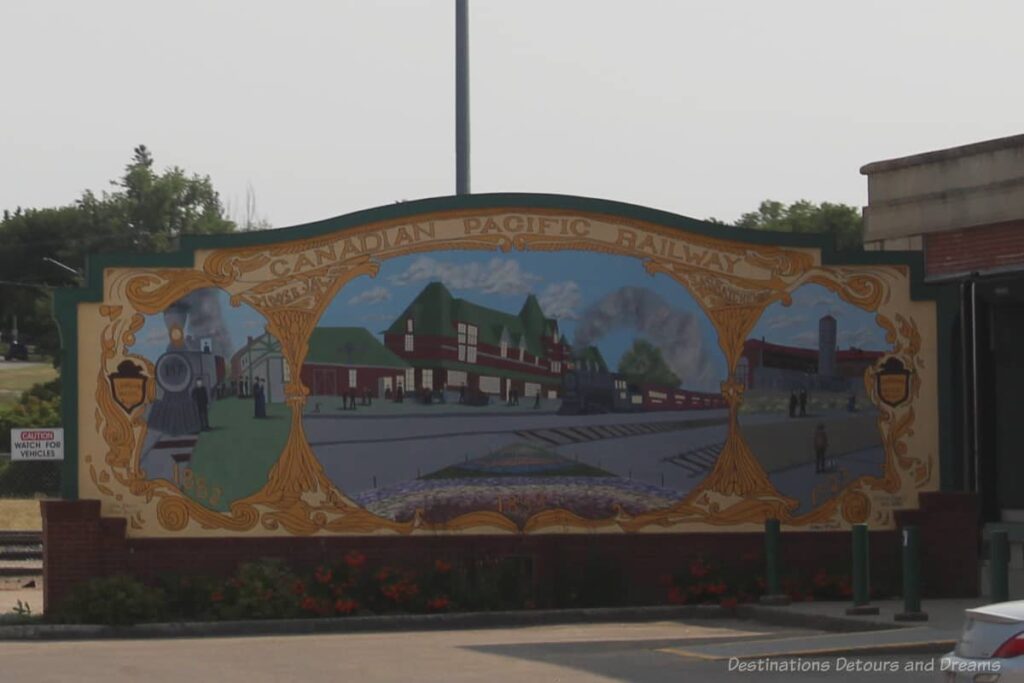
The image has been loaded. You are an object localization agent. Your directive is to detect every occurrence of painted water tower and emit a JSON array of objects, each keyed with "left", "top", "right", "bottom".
[{"left": 818, "top": 314, "right": 837, "bottom": 377}]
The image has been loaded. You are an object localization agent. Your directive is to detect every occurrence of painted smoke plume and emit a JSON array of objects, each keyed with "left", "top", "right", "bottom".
[
  {"left": 573, "top": 286, "right": 718, "bottom": 390},
  {"left": 161, "top": 289, "right": 234, "bottom": 358}
]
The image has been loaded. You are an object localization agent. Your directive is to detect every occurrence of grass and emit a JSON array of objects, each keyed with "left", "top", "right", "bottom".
[
  {"left": 185, "top": 397, "right": 291, "bottom": 512},
  {"left": 0, "top": 499, "right": 43, "bottom": 531},
  {"left": 0, "top": 363, "right": 58, "bottom": 407}
]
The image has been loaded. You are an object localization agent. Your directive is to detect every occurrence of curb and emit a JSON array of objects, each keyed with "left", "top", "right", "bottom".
[
  {"left": 0, "top": 604, "right": 738, "bottom": 641},
  {"left": 737, "top": 605, "right": 905, "bottom": 633},
  {"left": 0, "top": 603, "right": 960, "bottom": 651}
]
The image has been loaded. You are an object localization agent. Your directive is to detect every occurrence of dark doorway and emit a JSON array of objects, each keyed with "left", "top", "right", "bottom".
[{"left": 975, "top": 278, "right": 1024, "bottom": 521}]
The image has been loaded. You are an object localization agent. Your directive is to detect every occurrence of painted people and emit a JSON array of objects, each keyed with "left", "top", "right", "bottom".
[
  {"left": 789, "top": 390, "right": 798, "bottom": 418},
  {"left": 814, "top": 423, "right": 829, "bottom": 473},
  {"left": 799, "top": 388, "right": 808, "bottom": 417},
  {"left": 192, "top": 377, "right": 210, "bottom": 431},
  {"left": 253, "top": 377, "right": 267, "bottom": 418}
]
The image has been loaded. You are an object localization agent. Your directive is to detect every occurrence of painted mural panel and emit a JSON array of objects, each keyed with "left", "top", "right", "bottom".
[{"left": 69, "top": 201, "right": 938, "bottom": 536}]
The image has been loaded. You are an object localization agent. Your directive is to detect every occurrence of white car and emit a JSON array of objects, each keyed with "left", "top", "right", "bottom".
[{"left": 941, "top": 601, "right": 1024, "bottom": 681}]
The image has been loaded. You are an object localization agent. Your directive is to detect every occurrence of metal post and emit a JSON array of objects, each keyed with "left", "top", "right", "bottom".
[
  {"left": 896, "top": 525, "right": 927, "bottom": 621},
  {"left": 960, "top": 280, "right": 974, "bottom": 492},
  {"left": 991, "top": 530, "right": 1010, "bottom": 603},
  {"left": 759, "top": 518, "right": 790, "bottom": 605},
  {"left": 847, "top": 523, "right": 879, "bottom": 615},
  {"left": 455, "top": 0, "right": 470, "bottom": 195},
  {"left": 970, "top": 279, "right": 981, "bottom": 494}
]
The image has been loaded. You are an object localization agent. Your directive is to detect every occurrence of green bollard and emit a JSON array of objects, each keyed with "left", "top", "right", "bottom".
[
  {"left": 846, "top": 523, "right": 879, "bottom": 615},
  {"left": 760, "top": 518, "right": 791, "bottom": 605},
  {"left": 895, "top": 525, "right": 927, "bottom": 621},
  {"left": 991, "top": 531, "right": 1010, "bottom": 604}
]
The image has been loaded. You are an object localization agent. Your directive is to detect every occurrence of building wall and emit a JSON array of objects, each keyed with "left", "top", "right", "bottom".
[{"left": 862, "top": 134, "right": 1024, "bottom": 245}]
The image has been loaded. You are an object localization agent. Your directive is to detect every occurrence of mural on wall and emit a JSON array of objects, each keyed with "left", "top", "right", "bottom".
[{"left": 74, "top": 203, "right": 937, "bottom": 536}]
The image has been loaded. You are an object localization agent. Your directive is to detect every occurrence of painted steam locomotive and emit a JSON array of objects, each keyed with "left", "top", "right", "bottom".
[{"left": 558, "top": 368, "right": 726, "bottom": 415}]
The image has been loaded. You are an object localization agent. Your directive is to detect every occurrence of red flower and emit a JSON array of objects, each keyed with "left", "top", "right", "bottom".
[
  {"left": 657, "top": 573, "right": 675, "bottom": 587},
  {"left": 689, "top": 559, "right": 711, "bottom": 579},
  {"left": 210, "top": 590, "right": 224, "bottom": 603},
  {"left": 812, "top": 570, "right": 829, "bottom": 588},
  {"left": 667, "top": 586, "right": 684, "bottom": 604},
  {"left": 426, "top": 596, "right": 450, "bottom": 611},
  {"left": 335, "top": 598, "right": 359, "bottom": 615},
  {"left": 434, "top": 559, "right": 452, "bottom": 574},
  {"left": 292, "top": 580, "right": 306, "bottom": 596},
  {"left": 720, "top": 597, "right": 738, "bottom": 609},
  {"left": 314, "top": 567, "right": 333, "bottom": 585},
  {"left": 382, "top": 579, "right": 420, "bottom": 602},
  {"left": 300, "top": 596, "right": 318, "bottom": 612},
  {"left": 345, "top": 551, "right": 367, "bottom": 569},
  {"left": 375, "top": 568, "right": 392, "bottom": 583}
]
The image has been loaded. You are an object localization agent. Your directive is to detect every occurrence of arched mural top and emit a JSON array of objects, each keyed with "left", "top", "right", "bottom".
[{"left": 55, "top": 194, "right": 942, "bottom": 539}]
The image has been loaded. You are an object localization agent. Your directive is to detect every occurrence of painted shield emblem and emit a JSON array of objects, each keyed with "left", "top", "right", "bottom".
[
  {"left": 109, "top": 360, "right": 148, "bottom": 414},
  {"left": 876, "top": 357, "right": 911, "bottom": 407}
]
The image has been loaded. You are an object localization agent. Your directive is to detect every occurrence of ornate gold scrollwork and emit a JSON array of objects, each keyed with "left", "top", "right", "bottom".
[{"left": 87, "top": 211, "right": 927, "bottom": 535}]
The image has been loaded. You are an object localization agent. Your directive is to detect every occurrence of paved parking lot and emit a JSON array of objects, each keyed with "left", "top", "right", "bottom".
[{"left": 0, "top": 617, "right": 950, "bottom": 682}]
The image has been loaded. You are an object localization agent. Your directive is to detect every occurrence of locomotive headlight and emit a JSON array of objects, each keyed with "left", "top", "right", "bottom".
[{"left": 168, "top": 324, "right": 185, "bottom": 347}]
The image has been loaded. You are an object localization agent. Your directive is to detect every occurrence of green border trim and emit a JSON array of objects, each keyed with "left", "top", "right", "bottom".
[{"left": 51, "top": 192, "right": 958, "bottom": 500}]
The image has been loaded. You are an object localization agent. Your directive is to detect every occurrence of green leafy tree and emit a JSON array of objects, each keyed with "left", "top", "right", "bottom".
[
  {"left": 617, "top": 339, "right": 681, "bottom": 388},
  {"left": 111, "top": 145, "right": 235, "bottom": 251},
  {"left": 732, "top": 199, "right": 864, "bottom": 251},
  {"left": 0, "top": 146, "right": 236, "bottom": 360}
]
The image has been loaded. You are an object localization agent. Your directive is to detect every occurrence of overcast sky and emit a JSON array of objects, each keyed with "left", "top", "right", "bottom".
[{"left": 2, "top": 1, "right": 1022, "bottom": 229}]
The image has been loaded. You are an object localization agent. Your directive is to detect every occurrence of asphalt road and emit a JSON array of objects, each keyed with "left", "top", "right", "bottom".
[{"left": 0, "top": 619, "right": 947, "bottom": 682}]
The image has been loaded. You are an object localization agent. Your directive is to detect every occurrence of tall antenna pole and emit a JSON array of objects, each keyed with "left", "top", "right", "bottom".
[{"left": 455, "top": 0, "right": 470, "bottom": 195}]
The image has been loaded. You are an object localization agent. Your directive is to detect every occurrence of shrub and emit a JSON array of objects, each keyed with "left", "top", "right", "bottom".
[
  {"left": 212, "top": 558, "right": 302, "bottom": 620},
  {"left": 58, "top": 575, "right": 164, "bottom": 625}
]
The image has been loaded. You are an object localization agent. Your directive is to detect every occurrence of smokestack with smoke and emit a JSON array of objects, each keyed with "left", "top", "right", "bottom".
[
  {"left": 573, "top": 286, "right": 719, "bottom": 390},
  {"left": 161, "top": 288, "right": 234, "bottom": 358}
]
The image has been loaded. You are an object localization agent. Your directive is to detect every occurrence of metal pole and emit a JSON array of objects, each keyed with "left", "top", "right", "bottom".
[
  {"left": 765, "top": 518, "right": 780, "bottom": 595},
  {"left": 970, "top": 279, "right": 981, "bottom": 494},
  {"left": 759, "top": 518, "right": 790, "bottom": 605},
  {"left": 896, "top": 525, "right": 927, "bottom": 621},
  {"left": 991, "top": 530, "right": 1010, "bottom": 603},
  {"left": 455, "top": 0, "right": 470, "bottom": 195},
  {"left": 847, "top": 523, "right": 879, "bottom": 615},
  {"left": 960, "top": 280, "right": 974, "bottom": 492}
]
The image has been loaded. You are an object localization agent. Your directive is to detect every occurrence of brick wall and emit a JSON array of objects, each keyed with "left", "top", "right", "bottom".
[
  {"left": 40, "top": 491, "right": 978, "bottom": 613},
  {"left": 925, "top": 221, "right": 1024, "bottom": 279}
]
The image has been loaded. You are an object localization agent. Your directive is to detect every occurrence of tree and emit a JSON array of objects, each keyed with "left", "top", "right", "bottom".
[
  {"left": 112, "top": 145, "right": 235, "bottom": 250},
  {"left": 617, "top": 340, "right": 680, "bottom": 388},
  {"left": 732, "top": 199, "right": 863, "bottom": 251},
  {"left": 0, "top": 146, "right": 236, "bottom": 360}
]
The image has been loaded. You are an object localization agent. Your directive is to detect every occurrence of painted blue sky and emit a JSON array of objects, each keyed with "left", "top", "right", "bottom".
[
  {"left": 123, "top": 265, "right": 885, "bottom": 388},
  {"left": 320, "top": 251, "right": 728, "bottom": 389},
  {"left": 129, "top": 288, "right": 267, "bottom": 363},
  {"left": 749, "top": 283, "right": 890, "bottom": 351}
]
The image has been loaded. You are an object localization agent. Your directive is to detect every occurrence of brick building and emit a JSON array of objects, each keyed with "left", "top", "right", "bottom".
[
  {"left": 737, "top": 314, "right": 884, "bottom": 392},
  {"left": 861, "top": 133, "right": 1024, "bottom": 531},
  {"left": 300, "top": 326, "right": 410, "bottom": 398},
  {"left": 383, "top": 282, "right": 571, "bottom": 399}
]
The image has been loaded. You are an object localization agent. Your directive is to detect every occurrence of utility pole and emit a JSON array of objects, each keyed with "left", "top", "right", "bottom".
[{"left": 455, "top": 0, "right": 470, "bottom": 195}]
